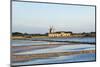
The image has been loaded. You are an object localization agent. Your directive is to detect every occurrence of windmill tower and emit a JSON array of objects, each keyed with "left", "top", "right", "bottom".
[{"left": 49, "top": 26, "right": 54, "bottom": 33}]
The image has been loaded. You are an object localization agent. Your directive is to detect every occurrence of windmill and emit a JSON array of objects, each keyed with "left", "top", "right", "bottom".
[{"left": 49, "top": 26, "right": 55, "bottom": 33}]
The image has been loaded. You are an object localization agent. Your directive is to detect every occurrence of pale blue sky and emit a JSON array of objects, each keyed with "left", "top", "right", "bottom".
[{"left": 12, "top": 1, "right": 95, "bottom": 34}]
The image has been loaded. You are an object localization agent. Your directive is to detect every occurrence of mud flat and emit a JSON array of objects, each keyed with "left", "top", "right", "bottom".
[
  {"left": 12, "top": 50, "right": 95, "bottom": 62},
  {"left": 12, "top": 44, "right": 63, "bottom": 53},
  {"left": 12, "top": 43, "right": 94, "bottom": 53}
]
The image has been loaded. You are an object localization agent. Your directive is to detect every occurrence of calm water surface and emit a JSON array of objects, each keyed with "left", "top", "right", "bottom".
[{"left": 12, "top": 37, "right": 95, "bottom": 46}]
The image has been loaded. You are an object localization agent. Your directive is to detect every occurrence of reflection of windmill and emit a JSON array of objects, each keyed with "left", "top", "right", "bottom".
[{"left": 49, "top": 26, "right": 55, "bottom": 33}]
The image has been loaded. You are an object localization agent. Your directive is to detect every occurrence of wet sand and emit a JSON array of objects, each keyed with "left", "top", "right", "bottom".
[
  {"left": 12, "top": 43, "right": 78, "bottom": 53},
  {"left": 12, "top": 42, "right": 95, "bottom": 52},
  {"left": 12, "top": 42, "right": 95, "bottom": 62},
  {"left": 12, "top": 50, "right": 95, "bottom": 62}
]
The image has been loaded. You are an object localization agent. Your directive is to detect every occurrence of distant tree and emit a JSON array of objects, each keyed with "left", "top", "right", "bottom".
[
  {"left": 12, "top": 32, "right": 23, "bottom": 36},
  {"left": 44, "top": 33, "right": 48, "bottom": 36},
  {"left": 81, "top": 32, "right": 86, "bottom": 34},
  {"left": 23, "top": 32, "right": 28, "bottom": 35},
  {"left": 90, "top": 32, "right": 96, "bottom": 34}
]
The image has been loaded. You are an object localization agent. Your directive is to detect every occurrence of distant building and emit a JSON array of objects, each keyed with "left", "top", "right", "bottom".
[
  {"left": 48, "top": 31, "right": 72, "bottom": 37},
  {"left": 48, "top": 26, "right": 72, "bottom": 37}
]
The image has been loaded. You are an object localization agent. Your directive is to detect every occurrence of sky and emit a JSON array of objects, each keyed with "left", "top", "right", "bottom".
[{"left": 12, "top": 1, "right": 95, "bottom": 34}]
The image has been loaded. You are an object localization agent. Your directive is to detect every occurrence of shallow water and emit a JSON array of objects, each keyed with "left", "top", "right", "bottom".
[
  {"left": 14, "top": 44, "right": 95, "bottom": 55},
  {"left": 12, "top": 53, "right": 95, "bottom": 66},
  {"left": 31, "top": 37, "right": 95, "bottom": 43},
  {"left": 12, "top": 37, "right": 95, "bottom": 46},
  {"left": 12, "top": 37, "right": 96, "bottom": 66},
  {"left": 12, "top": 40, "right": 67, "bottom": 46}
]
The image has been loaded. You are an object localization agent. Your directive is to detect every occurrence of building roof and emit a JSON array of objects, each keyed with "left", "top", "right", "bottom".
[{"left": 50, "top": 31, "right": 72, "bottom": 34}]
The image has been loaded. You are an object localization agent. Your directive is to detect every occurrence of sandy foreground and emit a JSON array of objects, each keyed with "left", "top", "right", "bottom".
[
  {"left": 12, "top": 50, "right": 95, "bottom": 62},
  {"left": 12, "top": 43, "right": 95, "bottom": 62}
]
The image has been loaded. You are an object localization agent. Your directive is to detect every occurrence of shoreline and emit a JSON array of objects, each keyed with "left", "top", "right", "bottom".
[
  {"left": 11, "top": 36, "right": 95, "bottom": 38},
  {"left": 11, "top": 39, "right": 96, "bottom": 45}
]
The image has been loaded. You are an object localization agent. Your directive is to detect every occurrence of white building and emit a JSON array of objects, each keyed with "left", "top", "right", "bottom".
[{"left": 48, "top": 31, "right": 72, "bottom": 37}]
